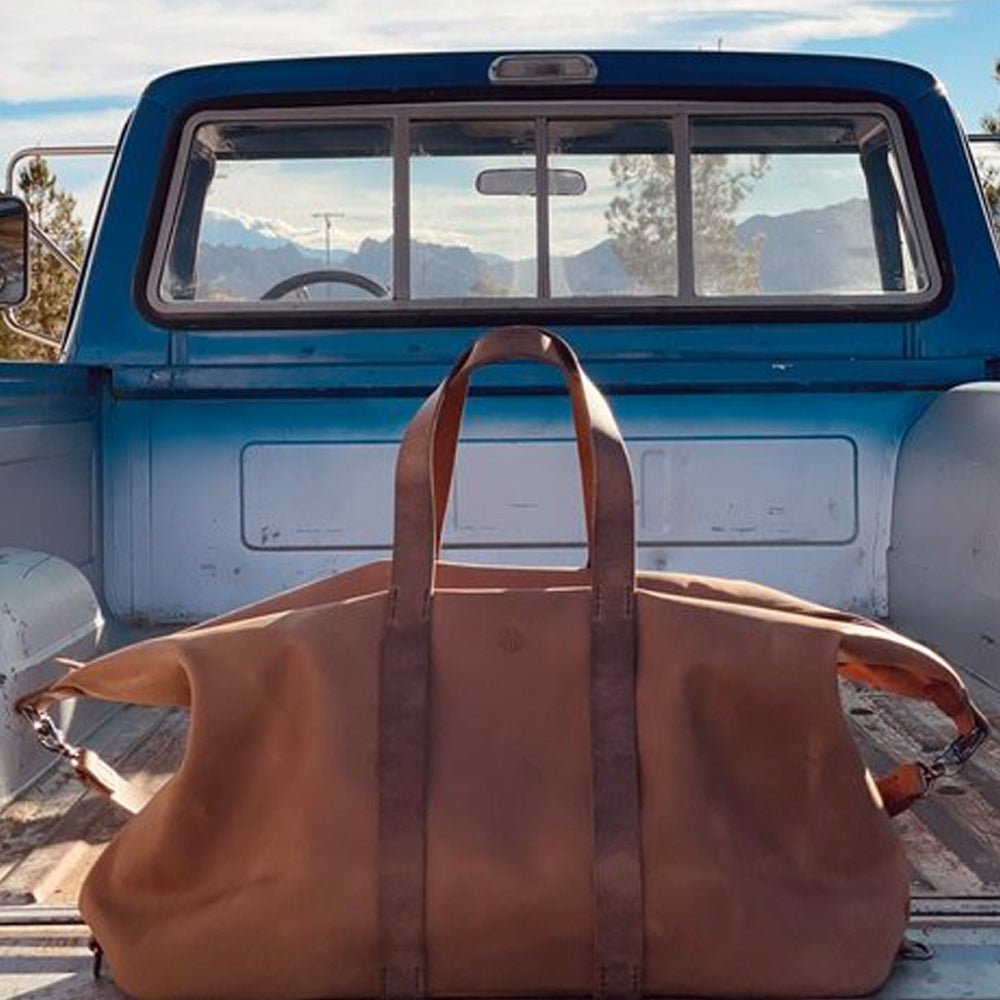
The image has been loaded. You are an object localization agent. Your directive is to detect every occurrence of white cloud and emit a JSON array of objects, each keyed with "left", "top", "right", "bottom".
[
  {"left": 721, "top": 6, "right": 927, "bottom": 48},
  {"left": 204, "top": 158, "right": 392, "bottom": 251},
  {"left": 0, "top": 109, "right": 125, "bottom": 226},
  {"left": 206, "top": 207, "right": 328, "bottom": 248},
  {"left": 0, "top": 108, "right": 128, "bottom": 151},
  {"left": 0, "top": 0, "right": 975, "bottom": 104}
]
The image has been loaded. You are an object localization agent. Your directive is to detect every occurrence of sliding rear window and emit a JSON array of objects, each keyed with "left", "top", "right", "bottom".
[{"left": 149, "top": 102, "right": 940, "bottom": 317}]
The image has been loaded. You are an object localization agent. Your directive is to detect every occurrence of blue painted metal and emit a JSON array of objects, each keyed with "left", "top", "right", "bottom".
[
  {"left": 0, "top": 364, "right": 99, "bottom": 424},
  {"left": 0, "top": 364, "right": 102, "bottom": 597},
  {"left": 99, "top": 386, "right": 934, "bottom": 623},
  {"left": 107, "top": 358, "right": 985, "bottom": 397},
  {"left": 141, "top": 51, "right": 948, "bottom": 111}
]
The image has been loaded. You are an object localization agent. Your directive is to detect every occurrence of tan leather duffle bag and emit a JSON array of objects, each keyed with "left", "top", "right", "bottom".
[{"left": 20, "top": 326, "right": 989, "bottom": 1000}]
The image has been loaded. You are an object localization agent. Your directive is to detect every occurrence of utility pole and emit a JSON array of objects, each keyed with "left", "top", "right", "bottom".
[
  {"left": 311, "top": 211, "right": 345, "bottom": 269},
  {"left": 311, "top": 211, "right": 346, "bottom": 299}
]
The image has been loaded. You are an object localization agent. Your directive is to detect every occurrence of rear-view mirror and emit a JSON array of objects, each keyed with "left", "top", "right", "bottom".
[
  {"left": 475, "top": 168, "right": 587, "bottom": 196},
  {"left": 0, "top": 196, "right": 29, "bottom": 307}
]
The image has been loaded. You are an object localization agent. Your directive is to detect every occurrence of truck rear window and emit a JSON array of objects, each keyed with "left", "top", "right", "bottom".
[{"left": 150, "top": 102, "right": 939, "bottom": 317}]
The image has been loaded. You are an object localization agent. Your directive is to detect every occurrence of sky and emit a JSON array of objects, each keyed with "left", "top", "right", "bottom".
[{"left": 1, "top": 0, "right": 998, "bottom": 236}]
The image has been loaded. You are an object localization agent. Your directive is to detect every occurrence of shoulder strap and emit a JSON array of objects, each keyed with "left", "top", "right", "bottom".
[{"left": 17, "top": 699, "right": 148, "bottom": 815}]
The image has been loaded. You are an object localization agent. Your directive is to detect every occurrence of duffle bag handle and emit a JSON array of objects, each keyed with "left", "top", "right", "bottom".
[
  {"left": 393, "top": 324, "right": 634, "bottom": 604},
  {"left": 379, "top": 326, "right": 643, "bottom": 1000},
  {"left": 427, "top": 328, "right": 598, "bottom": 555}
]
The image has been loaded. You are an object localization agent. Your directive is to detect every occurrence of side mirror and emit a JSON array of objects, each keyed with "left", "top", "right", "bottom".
[{"left": 0, "top": 196, "right": 29, "bottom": 307}]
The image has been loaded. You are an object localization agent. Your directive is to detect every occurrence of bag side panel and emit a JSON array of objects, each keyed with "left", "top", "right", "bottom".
[
  {"left": 637, "top": 590, "right": 909, "bottom": 998},
  {"left": 80, "top": 593, "right": 388, "bottom": 1000}
]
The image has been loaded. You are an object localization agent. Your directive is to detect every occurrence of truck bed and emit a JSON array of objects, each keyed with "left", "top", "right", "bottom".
[{"left": 0, "top": 670, "right": 997, "bottom": 998}]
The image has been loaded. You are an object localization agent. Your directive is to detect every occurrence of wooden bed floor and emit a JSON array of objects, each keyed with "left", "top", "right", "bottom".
[
  {"left": 0, "top": 678, "right": 998, "bottom": 906},
  {"left": 0, "top": 706, "right": 185, "bottom": 908},
  {"left": 844, "top": 670, "right": 1000, "bottom": 897}
]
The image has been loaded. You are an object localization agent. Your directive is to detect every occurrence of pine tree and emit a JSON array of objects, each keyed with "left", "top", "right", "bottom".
[
  {"left": 606, "top": 151, "right": 768, "bottom": 294},
  {"left": 0, "top": 157, "right": 85, "bottom": 361},
  {"left": 981, "top": 59, "right": 1000, "bottom": 240}
]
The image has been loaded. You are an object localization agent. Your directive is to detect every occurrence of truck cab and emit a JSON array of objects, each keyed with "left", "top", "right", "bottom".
[{"left": 1, "top": 50, "right": 999, "bottom": 998}]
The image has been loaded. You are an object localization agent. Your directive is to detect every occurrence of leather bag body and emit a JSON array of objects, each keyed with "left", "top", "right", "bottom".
[{"left": 21, "top": 327, "right": 986, "bottom": 1000}]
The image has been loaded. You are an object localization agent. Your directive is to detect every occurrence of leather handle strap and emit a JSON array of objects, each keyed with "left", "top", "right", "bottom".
[
  {"left": 430, "top": 328, "right": 597, "bottom": 554},
  {"left": 380, "top": 326, "right": 643, "bottom": 1000},
  {"left": 836, "top": 626, "right": 990, "bottom": 814},
  {"left": 391, "top": 326, "right": 629, "bottom": 611}
]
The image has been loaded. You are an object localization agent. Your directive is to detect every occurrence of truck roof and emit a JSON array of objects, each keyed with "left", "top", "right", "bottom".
[{"left": 140, "top": 50, "right": 943, "bottom": 114}]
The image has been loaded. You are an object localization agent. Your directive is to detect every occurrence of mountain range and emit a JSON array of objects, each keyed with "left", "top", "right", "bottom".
[
  {"left": 199, "top": 211, "right": 348, "bottom": 262},
  {"left": 195, "top": 199, "right": 882, "bottom": 301},
  {"left": 736, "top": 197, "right": 881, "bottom": 294}
]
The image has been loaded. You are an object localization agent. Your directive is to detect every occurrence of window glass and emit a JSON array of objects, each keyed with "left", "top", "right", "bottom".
[
  {"left": 160, "top": 120, "right": 393, "bottom": 303},
  {"left": 885, "top": 145, "right": 929, "bottom": 289},
  {"left": 409, "top": 120, "right": 536, "bottom": 298},
  {"left": 155, "top": 107, "right": 938, "bottom": 312},
  {"left": 548, "top": 119, "right": 676, "bottom": 297},
  {"left": 971, "top": 137, "right": 1000, "bottom": 248},
  {"left": 690, "top": 115, "right": 928, "bottom": 296}
]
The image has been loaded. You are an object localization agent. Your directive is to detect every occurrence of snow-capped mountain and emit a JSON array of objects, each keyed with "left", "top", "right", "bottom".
[{"left": 194, "top": 199, "right": 884, "bottom": 300}]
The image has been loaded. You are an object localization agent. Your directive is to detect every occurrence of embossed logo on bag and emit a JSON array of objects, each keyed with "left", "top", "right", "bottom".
[{"left": 497, "top": 626, "right": 525, "bottom": 654}]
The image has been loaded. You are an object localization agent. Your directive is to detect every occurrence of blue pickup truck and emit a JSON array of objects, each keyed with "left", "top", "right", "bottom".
[{"left": 1, "top": 49, "right": 999, "bottom": 998}]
